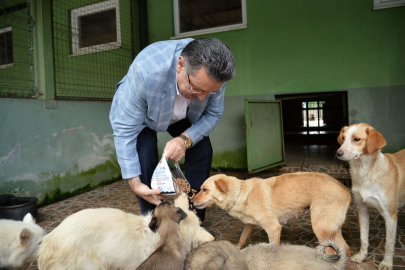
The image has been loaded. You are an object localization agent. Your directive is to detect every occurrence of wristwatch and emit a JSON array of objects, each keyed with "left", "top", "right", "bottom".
[{"left": 179, "top": 134, "right": 192, "bottom": 149}]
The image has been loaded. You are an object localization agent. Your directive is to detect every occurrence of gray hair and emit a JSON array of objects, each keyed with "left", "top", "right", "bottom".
[{"left": 181, "top": 38, "right": 236, "bottom": 83}]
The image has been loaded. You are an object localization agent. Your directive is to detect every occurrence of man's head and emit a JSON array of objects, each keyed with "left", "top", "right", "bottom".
[{"left": 176, "top": 38, "right": 235, "bottom": 101}]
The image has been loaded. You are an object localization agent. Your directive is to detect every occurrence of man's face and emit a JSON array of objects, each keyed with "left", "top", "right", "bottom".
[{"left": 176, "top": 56, "right": 224, "bottom": 101}]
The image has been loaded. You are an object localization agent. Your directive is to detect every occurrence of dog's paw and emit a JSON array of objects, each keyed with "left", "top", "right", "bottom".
[
  {"left": 349, "top": 253, "right": 366, "bottom": 263},
  {"left": 378, "top": 260, "right": 393, "bottom": 270}
]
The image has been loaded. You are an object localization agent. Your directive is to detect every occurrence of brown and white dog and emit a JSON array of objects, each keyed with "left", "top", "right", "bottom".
[
  {"left": 337, "top": 123, "right": 405, "bottom": 270},
  {"left": 137, "top": 202, "right": 190, "bottom": 270},
  {"left": 193, "top": 173, "right": 351, "bottom": 255}
]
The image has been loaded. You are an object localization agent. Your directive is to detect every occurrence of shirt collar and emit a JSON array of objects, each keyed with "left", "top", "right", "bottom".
[{"left": 175, "top": 73, "right": 184, "bottom": 97}]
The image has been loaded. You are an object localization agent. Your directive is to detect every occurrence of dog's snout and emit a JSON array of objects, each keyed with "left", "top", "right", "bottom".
[{"left": 336, "top": 151, "right": 344, "bottom": 158}]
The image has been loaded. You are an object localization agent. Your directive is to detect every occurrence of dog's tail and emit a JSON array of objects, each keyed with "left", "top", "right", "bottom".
[{"left": 316, "top": 239, "right": 347, "bottom": 270}]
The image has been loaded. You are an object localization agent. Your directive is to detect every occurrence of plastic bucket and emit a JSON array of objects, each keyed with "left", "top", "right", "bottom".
[{"left": 0, "top": 194, "right": 38, "bottom": 221}]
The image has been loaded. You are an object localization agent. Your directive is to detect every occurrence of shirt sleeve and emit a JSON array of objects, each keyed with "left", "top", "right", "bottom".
[
  {"left": 185, "top": 82, "right": 226, "bottom": 146},
  {"left": 109, "top": 65, "right": 147, "bottom": 179}
]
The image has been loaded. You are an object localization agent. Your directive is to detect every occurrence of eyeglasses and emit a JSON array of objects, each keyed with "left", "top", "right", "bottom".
[{"left": 186, "top": 71, "right": 221, "bottom": 95}]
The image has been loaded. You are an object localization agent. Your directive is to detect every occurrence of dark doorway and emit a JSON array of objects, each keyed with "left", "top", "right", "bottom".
[{"left": 275, "top": 91, "right": 348, "bottom": 165}]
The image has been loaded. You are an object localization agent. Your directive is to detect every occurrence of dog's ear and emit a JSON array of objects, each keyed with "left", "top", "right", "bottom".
[
  {"left": 196, "top": 227, "right": 215, "bottom": 245},
  {"left": 366, "top": 128, "right": 386, "bottom": 154},
  {"left": 174, "top": 207, "right": 188, "bottom": 223},
  {"left": 149, "top": 216, "right": 159, "bottom": 233},
  {"left": 337, "top": 126, "right": 348, "bottom": 145},
  {"left": 19, "top": 228, "right": 31, "bottom": 245},
  {"left": 215, "top": 179, "right": 228, "bottom": 193}
]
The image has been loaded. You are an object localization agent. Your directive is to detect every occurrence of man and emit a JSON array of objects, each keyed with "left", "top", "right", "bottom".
[{"left": 110, "top": 38, "right": 236, "bottom": 222}]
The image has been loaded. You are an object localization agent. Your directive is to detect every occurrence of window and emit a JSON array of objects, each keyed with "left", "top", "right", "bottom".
[
  {"left": 374, "top": 0, "right": 405, "bottom": 9},
  {"left": 302, "top": 101, "right": 326, "bottom": 128},
  {"left": 70, "top": 0, "right": 121, "bottom": 56},
  {"left": 0, "top": 26, "right": 13, "bottom": 69},
  {"left": 173, "top": 0, "right": 247, "bottom": 38}
]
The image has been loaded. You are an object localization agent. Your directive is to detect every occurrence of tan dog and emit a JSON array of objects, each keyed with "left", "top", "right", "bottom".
[
  {"left": 137, "top": 202, "right": 190, "bottom": 270},
  {"left": 193, "top": 173, "right": 351, "bottom": 254},
  {"left": 337, "top": 123, "right": 405, "bottom": 270},
  {"left": 38, "top": 194, "right": 213, "bottom": 270}
]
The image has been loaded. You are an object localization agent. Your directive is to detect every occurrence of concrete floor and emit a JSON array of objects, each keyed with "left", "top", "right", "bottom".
[{"left": 11, "top": 166, "right": 405, "bottom": 270}]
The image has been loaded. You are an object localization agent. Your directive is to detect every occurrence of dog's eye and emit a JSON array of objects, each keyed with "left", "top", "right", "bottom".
[
  {"left": 203, "top": 188, "right": 207, "bottom": 192},
  {"left": 342, "top": 136, "right": 345, "bottom": 141},
  {"left": 354, "top": 138, "right": 361, "bottom": 142}
]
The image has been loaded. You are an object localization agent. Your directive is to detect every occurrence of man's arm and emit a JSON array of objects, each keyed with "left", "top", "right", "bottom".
[
  {"left": 186, "top": 83, "right": 226, "bottom": 145},
  {"left": 163, "top": 84, "right": 225, "bottom": 162},
  {"left": 110, "top": 65, "right": 163, "bottom": 205}
]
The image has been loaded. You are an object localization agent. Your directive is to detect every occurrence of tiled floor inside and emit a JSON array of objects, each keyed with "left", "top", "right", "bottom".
[
  {"left": 12, "top": 167, "right": 405, "bottom": 270},
  {"left": 284, "top": 138, "right": 345, "bottom": 166}
]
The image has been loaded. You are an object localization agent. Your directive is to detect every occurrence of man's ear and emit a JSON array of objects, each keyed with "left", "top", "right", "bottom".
[
  {"left": 337, "top": 126, "right": 348, "bottom": 145},
  {"left": 149, "top": 217, "right": 159, "bottom": 233},
  {"left": 215, "top": 179, "right": 228, "bottom": 193},
  {"left": 175, "top": 207, "right": 188, "bottom": 223},
  {"left": 19, "top": 228, "right": 31, "bottom": 245},
  {"left": 176, "top": 56, "right": 185, "bottom": 74},
  {"left": 366, "top": 129, "right": 386, "bottom": 154}
]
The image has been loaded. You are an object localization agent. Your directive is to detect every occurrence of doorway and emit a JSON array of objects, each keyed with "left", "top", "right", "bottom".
[{"left": 275, "top": 91, "right": 348, "bottom": 165}]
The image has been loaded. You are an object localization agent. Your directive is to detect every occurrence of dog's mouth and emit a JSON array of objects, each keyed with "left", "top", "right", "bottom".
[{"left": 193, "top": 203, "right": 205, "bottom": 209}]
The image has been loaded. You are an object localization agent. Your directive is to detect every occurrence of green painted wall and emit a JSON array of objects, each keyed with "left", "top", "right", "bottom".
[
  {"left": 0, "top": 99, "right": 120, "bottom": 205},
  {"left": 148, "top": 0, "right": 405, "bottom": 95}
]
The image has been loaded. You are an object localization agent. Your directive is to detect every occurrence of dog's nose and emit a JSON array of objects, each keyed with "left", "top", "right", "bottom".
[{"left": 336, "top": 151, "right": 344, "bottom": 157}]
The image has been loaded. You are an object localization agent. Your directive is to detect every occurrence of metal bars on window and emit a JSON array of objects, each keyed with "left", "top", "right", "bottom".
[
  {"left": 0, "top": 0, "right": 36, "bottom": 98},
  {"left": 52, "top": 0, "right": 132, "bottom": 100}
]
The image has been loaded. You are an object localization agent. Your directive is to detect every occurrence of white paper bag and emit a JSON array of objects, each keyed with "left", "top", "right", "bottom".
[{"left": 151, "top": 153, "right": 176, "bottom": 196}]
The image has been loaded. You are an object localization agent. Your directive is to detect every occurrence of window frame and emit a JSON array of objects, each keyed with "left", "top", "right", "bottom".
[
  {"left": 172, "top": 0, "right": 247, "bottom": 39},
  {"left": 70, "top": 0, "right": 121, "bottom": 56},
  {"left": 0, "top": 26, "right": 14, "bottom": 69},
  {"left": 373, "top": 0, "right": 405, "bottom": 10}
]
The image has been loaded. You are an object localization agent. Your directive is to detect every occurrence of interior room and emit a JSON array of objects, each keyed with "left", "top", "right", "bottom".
[{"left": 276, "top": 91, "right": 348, "bottom": 165}]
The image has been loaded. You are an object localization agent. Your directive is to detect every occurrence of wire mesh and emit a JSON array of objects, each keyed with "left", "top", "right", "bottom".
[
  {"left": 52, "top": 0, "right": 133, "bottom": 100},
  {"left": 0, "top": 0, "right": 36, "bottom": 98}
]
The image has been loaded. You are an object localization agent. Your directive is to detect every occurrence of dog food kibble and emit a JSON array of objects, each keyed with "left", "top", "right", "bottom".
[
  {"left": 172, "top": 177, "right": 198, "bottom": 213},
  {"left": 172, "top": 177, "right": 191, "bottom": 195}
]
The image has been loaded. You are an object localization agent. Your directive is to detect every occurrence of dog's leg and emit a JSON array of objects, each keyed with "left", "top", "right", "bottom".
[
  {"left": 378, "top": 213, "right": 397, "bottom": 270},
  {"left": 262, "top": 222, "right": 282, "bottom": 244},
  {"left": 334, "top": 227, "right": 351, "bottom": 256},
  {"left": 350, "top": 192, "right": 370, "bottom": 264},
  {"left": 237, "top": 224, "right": 256, "bottom": 249}
]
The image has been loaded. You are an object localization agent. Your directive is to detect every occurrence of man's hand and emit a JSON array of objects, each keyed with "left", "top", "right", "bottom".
[
  {"left": 127, "top": 176, "right": 164, "bottom": 205},
  {"left": 164, "top": 133, "right": 192, "bottom": 162}
]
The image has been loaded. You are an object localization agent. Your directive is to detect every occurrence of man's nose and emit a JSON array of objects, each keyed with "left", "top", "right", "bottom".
[{"left": 198, "top": 93, "right": 208, "bottom": 101}]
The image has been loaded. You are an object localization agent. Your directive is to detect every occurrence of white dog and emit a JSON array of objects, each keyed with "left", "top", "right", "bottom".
[
  {"left": 38, "top": 194, "right": 214, "bottom": 270},
  {"left": 0, "top": 213, "right": 46, "bottom": 268}
]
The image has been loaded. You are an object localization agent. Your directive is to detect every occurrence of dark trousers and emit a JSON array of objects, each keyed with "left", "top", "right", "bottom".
[{"left": 136, "top": 118, "right": 212, "bottom": 222}]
